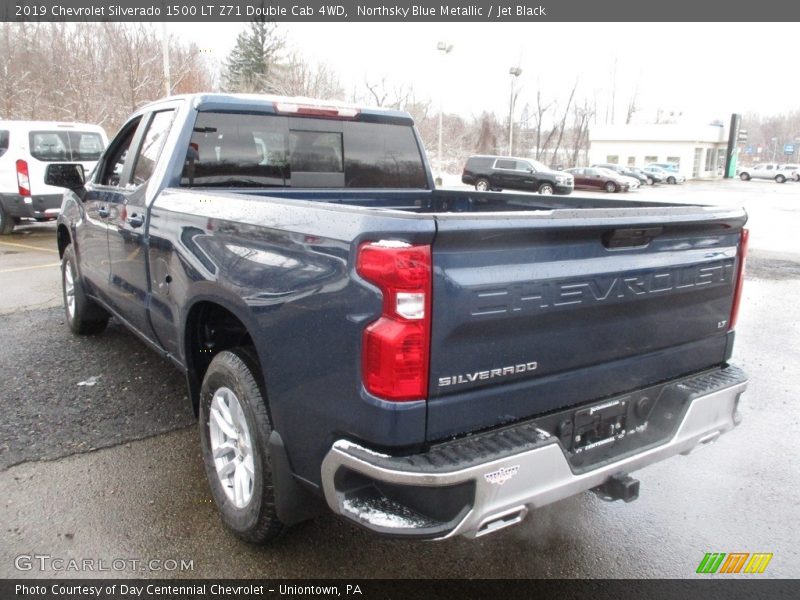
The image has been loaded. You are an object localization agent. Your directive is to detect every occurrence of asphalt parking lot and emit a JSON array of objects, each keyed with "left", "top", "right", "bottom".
[{"left": 1, "top": 178, "right": 799, "bottom": 579}]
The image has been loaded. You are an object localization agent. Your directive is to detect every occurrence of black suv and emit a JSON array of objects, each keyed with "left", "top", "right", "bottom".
[{"left": 462, "top": 155, "right": 574, "bottom": 195}]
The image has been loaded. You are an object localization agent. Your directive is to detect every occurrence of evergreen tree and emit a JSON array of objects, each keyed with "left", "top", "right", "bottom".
[{"left": 223, "top": 18, "right": 284, "bottom": 93}]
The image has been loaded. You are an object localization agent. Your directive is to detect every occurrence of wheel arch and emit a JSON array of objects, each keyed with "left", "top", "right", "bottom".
[{"left": 182, "top": 294, "right": 269, "bottom": 419}]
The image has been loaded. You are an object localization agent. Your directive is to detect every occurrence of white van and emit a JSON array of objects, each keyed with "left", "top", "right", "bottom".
[{"left": 0, "top": 121, "right": 108, "bottom": 234}]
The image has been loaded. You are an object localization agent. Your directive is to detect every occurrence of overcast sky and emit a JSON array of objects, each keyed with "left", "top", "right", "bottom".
[{"left": 174, "top": 22, "right": 799, "bottom": 123}]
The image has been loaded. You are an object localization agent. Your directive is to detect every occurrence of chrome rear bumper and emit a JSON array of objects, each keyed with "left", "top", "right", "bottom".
[{"left": 321, "top": 366, "right": 747, "bottom": 539}]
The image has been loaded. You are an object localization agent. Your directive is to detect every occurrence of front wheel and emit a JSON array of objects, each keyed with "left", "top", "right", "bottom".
[
  {"left": 61, "top": 245, "right": 109, "bottom": 335},
  {"left": 646, "top": 177, "right": 654, "bottom": 185},
  {"left": 475, "top": 178, "right": 490, "bottom": 192},
  {"left": 199, "top": 348, "right": 286, "bottom": 544},
  {"left": 667, "top": 176, "right": 676, "bottom": 184},
  {"left": 538, "top": 183, "right": 554, "bottom": 195},
  {"left": 604, "top": 181, "right": 618, "bottom": 193},
  {"left": 775, "top": 175, "right": 786, "bottom": 184}
]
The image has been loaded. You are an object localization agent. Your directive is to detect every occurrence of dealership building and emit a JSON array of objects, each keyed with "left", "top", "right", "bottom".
[{"left": 588, "top": 123, "right": 730, "bottom": 179}]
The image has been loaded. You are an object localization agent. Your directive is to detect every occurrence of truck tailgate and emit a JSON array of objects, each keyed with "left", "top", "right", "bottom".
[{"left": 426, "top": 206, "right": 746, "bottom": 441}]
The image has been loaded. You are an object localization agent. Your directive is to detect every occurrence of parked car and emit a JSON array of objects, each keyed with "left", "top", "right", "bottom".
[
  {"left": 643, "top": 166, "right": 686, "bottom": 184},
  {"left": 565, "top": 167, "right": 631, "bottom": 192},
  {"left": 777, "top": 164, "right": 800, "bottom": 182},
  {"left": 592, "top": 163, "right": 651, "bottom": 185},
  {"left": 738, "top": 163, "right": 798, "bottom": 183},
  {"left": 55, "top": 93, "right": 748, "bottom": 543},
  {"left": 630, "top": 166, "right": 663, "bottom": 185},
  {"left": 598, "top": 167, "right": 640, "bottom": 190},
  {"left": 647, "top": 162, "right": 680, "bottom": 172},
  {"left": 0, "top": 120, "right": 107, "bottom": 234},
  {"left": 462, "top": 155, "right": 574, "bottom": 195}
]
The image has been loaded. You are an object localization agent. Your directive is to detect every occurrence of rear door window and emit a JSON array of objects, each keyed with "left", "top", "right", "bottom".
[
  {"left": 494, "top": 159, "right": 516, "bottom": 170},
  {"left": 0, "top": 130, "right": 9, "bottom": 158},
  {"left": 28, "top": 130, "right": 105, "bottom": 162}
]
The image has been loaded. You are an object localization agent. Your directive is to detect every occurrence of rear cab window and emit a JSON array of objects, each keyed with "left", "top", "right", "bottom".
[
  {"left": 28, "top": 130, "right": 105, "bottom": 162},
  {"left": 181, "top": 112, "right": 427, "bottom": 189}
]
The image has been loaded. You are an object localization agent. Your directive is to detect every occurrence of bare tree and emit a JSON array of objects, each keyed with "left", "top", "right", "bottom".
[
  {"left": 474, "top": 112, "right": 500, "bottom": 155},
  {"left": 271, "top": 52, "right": 344, "bottom": 99},
  {"left": 548, "top": 80, "right": 578, "bottom": 166},
  {"left": 533, "top": 90, "right": 553, "bottom": 160},
  {"left": 625, "top": 80, "right": 639, "bottom": 125}
]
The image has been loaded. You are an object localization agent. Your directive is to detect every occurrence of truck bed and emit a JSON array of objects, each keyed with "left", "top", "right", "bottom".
[{"left": 152, "top": 186, "right": 745, "bottom": 455}]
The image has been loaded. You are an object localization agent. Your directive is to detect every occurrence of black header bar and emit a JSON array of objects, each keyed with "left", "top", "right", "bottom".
[{"left": 1, "top": 0, "right": 799, "bottom": 22}]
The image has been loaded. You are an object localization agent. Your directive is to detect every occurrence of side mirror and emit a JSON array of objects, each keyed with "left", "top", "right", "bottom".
[{"left": 45, "top": 163, "right": 85, "bottom": 190}]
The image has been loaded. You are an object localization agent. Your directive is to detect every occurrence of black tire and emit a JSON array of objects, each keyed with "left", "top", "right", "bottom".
[
  {"left": 475, "top": 178, "right": 490, "bottom": 192},
  {"left": 775, "top": 175, "right": 786, "bottom": 184},
  {"left": 61, "top": 245, "right": 109, "bottom": 335},
  {"left": 604, "top": 181, "right": 618, "bottom": 193},
  {"left": 538, "top": 183, "right": 554, "bottom": 195},
  {"left": 199, "top": 348, "right": 286, "bottom": 544},
  {"left": 0, "top": 205, "right": 14, "bottom": 235},
  {"left": 646, "top": 177, "right": 654, "bottom": 186},
  {"left": 667, "top": 176, "right": 676, "bottom": 184},
  {"left": 740, "top": 172, "right": 750, "bottom": 181}
]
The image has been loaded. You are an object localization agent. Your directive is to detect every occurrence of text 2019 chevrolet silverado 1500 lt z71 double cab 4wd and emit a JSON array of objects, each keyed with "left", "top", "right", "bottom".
[{"left": 53, "top": 94, "right": 748, "bottom": 542}]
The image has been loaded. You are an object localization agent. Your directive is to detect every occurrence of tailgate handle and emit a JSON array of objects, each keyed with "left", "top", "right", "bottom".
[{"left": 602, "top": 227, "right": 663, "bottom": 249}]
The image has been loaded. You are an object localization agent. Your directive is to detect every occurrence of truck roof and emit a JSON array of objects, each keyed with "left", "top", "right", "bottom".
[{"left": 139, "top": 93, "right": 415, "bottom": 125}]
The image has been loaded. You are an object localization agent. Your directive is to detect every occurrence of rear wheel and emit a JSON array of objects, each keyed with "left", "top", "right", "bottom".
[
  {"left": 0, "top": 205, "right": 14, "bottom": 235},
  {"left": 61, "top": 245, "right": 109, "bottom": 335},
  {"left": 604, "top": 181, "right": 618, "bottom": 193},
  {"left": 775, "top": 174, "right": 786, "bottom": 183},
  {"left": 199, "top": 348, "right": 286, "bottom": 544},
  {"left": 740, "top": 172, "right": 750, "bottom": 181},
  {"left": 538, "top": 183, "right": 554, "bottom": 195},
  {"left": 475, "top": 178, "right": 490, "bottom": 192},
  {"left": 646, "top": 177, "right": 654, "bottom": 185}
]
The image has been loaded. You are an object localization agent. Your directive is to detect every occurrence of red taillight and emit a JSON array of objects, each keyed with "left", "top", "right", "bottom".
[
  {"left": 357, "top": 241, "right": 431, "bottom": 401},
  {"left": 729, "top": 228, "right": 749, "bottom": 331},
  {"left": 16, "top": 159, "right": 30, "bottom": 197}
]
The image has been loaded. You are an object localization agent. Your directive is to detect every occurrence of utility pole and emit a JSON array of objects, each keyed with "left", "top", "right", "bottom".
[
  {"left": 436, "top": 41, "right": 453, "bottom": 183},
  {"left": 161, "top": 22, "right": 171, "bottom": 97},
  {"left": 508, "top": 67, "right": 522, "bottom": 156}
]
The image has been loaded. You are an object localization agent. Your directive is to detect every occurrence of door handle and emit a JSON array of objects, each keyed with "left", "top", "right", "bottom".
[
  {"left": 127, "top": 214, "right": 144, "bottom": 229},
  {"left": 97, "top": 207, "right": 109, "bottom": 218}
]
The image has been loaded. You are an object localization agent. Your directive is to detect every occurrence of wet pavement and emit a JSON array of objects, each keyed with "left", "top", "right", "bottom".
[{"left": 1, "top": 181, "right": 799, "bottom": 579}]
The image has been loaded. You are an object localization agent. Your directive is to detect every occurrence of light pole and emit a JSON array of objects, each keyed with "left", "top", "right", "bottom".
[
  {"left": 507, "top": 67, "right": 522, "bottom": 156},
  {"left": 436, "top": 41, "right": 453, "bottom": 182},
  {"left": 771, "top": 137, "right": 778, "bottom": 162}
]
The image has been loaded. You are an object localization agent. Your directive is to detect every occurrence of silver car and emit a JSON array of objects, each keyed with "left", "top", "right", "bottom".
[
  {"left": 643, "top": 166, "right": 686, "bottom": 184},
  {"left": 739, "top": 163, "right": 798, "bottom": 183}
]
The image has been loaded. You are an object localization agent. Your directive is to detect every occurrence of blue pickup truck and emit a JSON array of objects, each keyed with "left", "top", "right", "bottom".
[{"left": 52, "top": 94, "right": 749, "bottom": 542}]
